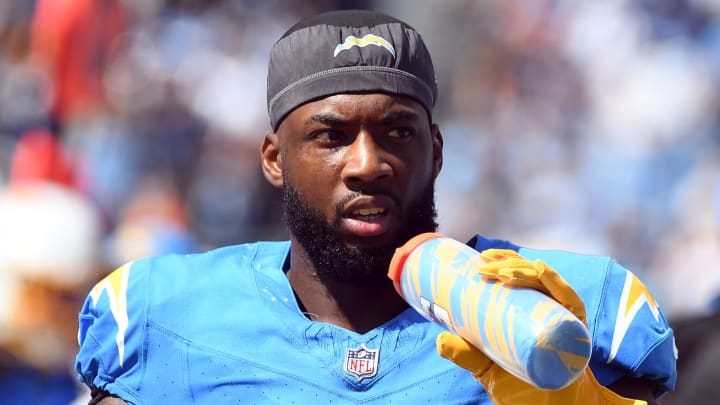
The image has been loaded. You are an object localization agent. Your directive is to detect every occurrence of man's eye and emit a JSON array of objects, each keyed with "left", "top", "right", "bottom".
[
  {"left": 312, "top": 130, "right": 343, "bottom": 142},
  {"left": 387, "top": 128, "right": 413, "bottom": 139}
]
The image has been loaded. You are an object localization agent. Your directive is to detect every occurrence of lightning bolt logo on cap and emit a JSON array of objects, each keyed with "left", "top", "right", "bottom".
[
  {"left": 607, "top": 270, "right": 661, "bottom": 363},
  {"left": 333, "top": 34, "right": 396, "bottom": 58}
]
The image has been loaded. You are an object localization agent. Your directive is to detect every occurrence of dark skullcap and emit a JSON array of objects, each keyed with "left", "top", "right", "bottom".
[{"left": 267, "top": 9, "right": 438, "bottom": 131}]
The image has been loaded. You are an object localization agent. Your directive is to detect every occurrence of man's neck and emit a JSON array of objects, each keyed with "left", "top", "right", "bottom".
[{"left": 286, "top": 244, "right": 409, "bottom": 334}]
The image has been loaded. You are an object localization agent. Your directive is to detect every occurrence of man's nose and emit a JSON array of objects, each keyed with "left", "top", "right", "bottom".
[{"left": 341, "top": 132, "right": 392, "bottom": 185}]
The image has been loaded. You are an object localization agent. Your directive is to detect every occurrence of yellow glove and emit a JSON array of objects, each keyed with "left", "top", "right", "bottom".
[{"left": 436, "top": 249, "right": 647, "bottom": 405}]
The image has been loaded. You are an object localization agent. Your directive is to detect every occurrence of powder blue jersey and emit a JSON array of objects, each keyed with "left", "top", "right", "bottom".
[{"left": 75, "top": 235, "right": 676, "bottom": 404}]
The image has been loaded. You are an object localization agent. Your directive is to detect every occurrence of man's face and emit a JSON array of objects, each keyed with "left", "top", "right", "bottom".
[{"left": 263, "top": 93, "right": 443, "bottom": 281}]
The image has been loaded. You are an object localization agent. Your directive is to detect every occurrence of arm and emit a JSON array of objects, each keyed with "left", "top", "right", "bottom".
[
  {"left": 608, "top": 378, "right": 658, "bottom": 405},
  {"left": 436, "top": 248, "right": 670, "bottom": 404},
  {"left": 89, "top": 388, "right": 129, "bottom": 405},
  {"left": 76, "top": 262, "right": 142, "bottom": 405}
]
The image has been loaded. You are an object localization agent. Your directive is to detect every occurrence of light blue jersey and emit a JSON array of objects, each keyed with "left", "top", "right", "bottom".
[{"left": 76, "top": 236, "right": 676, "bottom": 403}]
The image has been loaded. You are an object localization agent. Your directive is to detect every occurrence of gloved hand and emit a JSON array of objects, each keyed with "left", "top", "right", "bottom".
[{"left": 436, "top": 249, "right": 647, "bottom": 405}]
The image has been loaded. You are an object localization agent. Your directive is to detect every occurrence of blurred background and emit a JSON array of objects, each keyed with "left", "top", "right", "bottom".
[{"left": 0, "top": 0, "right": 717, "bottom": 403}]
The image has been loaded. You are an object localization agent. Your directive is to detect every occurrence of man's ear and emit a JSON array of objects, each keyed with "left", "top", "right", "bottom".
[
  {"left": 260, "top": 132, "right": 283, "bottom": 187},
  {"left": 431, "top": 124, "right": 443, "bottom": 179}
]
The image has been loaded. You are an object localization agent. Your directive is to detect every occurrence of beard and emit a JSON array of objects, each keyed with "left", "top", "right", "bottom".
[{"left": 282, "top": 183, "right": 438, "bottom": 284}]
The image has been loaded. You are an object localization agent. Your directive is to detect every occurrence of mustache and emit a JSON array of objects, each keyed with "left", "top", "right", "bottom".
[{"left": 335, "top": 189, "right": 402, "bottom": 212}]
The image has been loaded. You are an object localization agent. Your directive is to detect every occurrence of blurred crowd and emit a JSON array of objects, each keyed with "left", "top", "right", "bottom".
[{"left": 0, "top": 0, "right": 718, "bottom": 403}]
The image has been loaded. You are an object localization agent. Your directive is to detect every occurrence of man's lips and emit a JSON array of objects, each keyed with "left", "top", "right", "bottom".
[{"left": 341, "top": 195, "right": 397, "bottom": 237}]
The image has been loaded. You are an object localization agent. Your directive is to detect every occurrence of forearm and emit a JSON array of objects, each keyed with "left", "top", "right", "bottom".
[{"left": 608, "top": 377, "right": 658, "bottom": 405}]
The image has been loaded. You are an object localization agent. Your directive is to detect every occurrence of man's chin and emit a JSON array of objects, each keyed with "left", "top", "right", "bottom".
[
  {"left": 282, "top": 183, "right": 438, "bottom": 283},
  {"left": 340, "top": 231, "right": 401, "bottom": 250}
]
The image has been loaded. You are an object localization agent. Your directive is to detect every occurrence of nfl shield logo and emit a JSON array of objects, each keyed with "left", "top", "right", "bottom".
[{"left": 344, "top": 344, "right": 379, "bottom": 381}]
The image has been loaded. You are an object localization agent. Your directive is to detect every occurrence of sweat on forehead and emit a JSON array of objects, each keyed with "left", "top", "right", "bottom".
[{"left": 266, "top": 10, "right": 438, "bottom": 131}]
